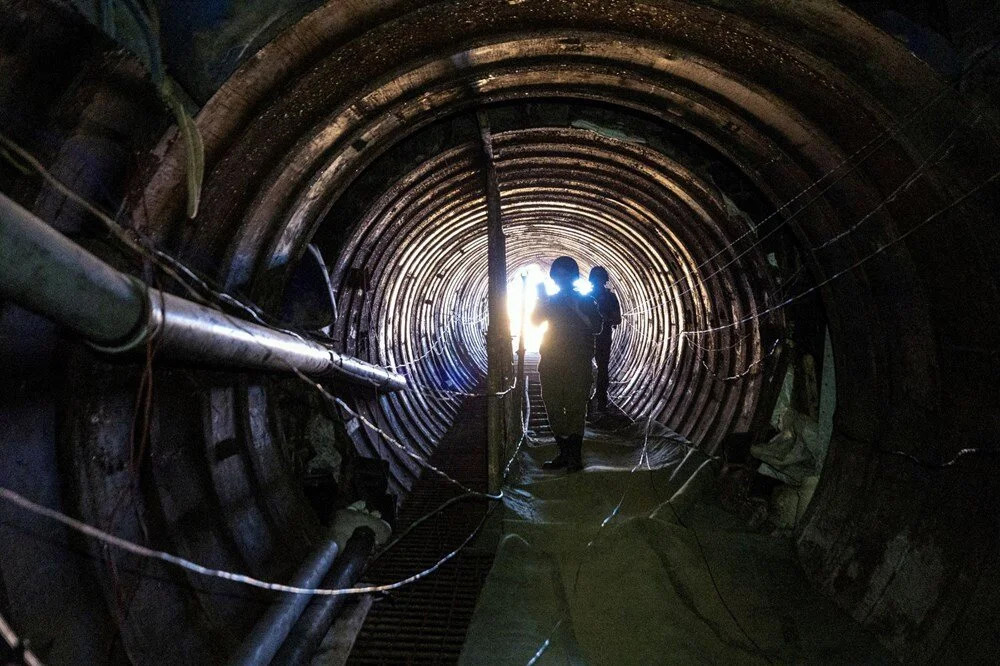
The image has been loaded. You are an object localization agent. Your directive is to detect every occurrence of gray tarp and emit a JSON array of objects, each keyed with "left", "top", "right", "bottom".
[{"left": 460, "top": 420, "right": 887, "bottom": 664}]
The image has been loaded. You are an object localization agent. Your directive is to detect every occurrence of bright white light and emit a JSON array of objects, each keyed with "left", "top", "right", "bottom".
[
  {"left": 574, "top": 277, "right": 593, "bottom": 295},
  {"left": 508, "top": 264, "right": 550, "bottom": 353},
  {"left": 508, "top": 264, "right": 598, "bottom": 352}
]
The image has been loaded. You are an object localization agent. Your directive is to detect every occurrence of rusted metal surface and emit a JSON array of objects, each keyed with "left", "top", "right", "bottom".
[
  {"left": 126, "top": 0, "right": 1000, "bottom": 658},
  {"left": 1, "top": 0, "right": 998, "bottom": 661}
]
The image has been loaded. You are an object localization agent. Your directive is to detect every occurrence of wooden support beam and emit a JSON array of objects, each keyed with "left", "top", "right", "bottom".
[{"left": 477, "top": 109, "right": 513, "bottom": 494}]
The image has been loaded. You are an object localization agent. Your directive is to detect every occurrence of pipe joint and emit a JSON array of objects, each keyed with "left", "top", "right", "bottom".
[{"left": 86, "top": 276, "right": 159, "bottom": 354}]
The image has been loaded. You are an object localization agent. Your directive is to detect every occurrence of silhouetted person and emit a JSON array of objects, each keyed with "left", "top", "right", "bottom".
[
  {"left": 532, "top": 256, "right": 603, "bottom": 472},
  {"left": 589, "top": 266, "right": 622, "bottom": 411}
]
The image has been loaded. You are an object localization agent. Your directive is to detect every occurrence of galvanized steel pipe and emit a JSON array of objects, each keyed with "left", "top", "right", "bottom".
[
  {"left": 0, "top": 192, "right": 146, "bottom": 346},
  {"left": 0, "top": 193, "right": 406, "bottom": 391}
]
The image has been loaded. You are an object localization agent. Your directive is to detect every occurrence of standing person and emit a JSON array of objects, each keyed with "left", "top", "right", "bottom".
[
  {"left": 532, "top": 257, "right": 603, "bottom": 472},
  {"left": 589, "top": 266, "right": 622, "bottom": 412}
]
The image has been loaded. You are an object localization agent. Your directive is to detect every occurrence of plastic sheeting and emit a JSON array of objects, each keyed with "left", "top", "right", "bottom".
[
  {"left": 752, "top": 330, "right": 836, "bottom": 527},
  {"left": 460, "top": 420, "right": 887, "bottom": 664}
]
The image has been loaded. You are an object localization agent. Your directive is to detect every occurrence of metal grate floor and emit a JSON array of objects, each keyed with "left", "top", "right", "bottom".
[{"left": 347, "top": 394, "right": 494, "bottom": 664}]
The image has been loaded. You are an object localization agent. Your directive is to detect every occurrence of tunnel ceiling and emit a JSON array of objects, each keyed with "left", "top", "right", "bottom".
[{"left": 2, "top": 0, "right": 995, "bottom": 662}]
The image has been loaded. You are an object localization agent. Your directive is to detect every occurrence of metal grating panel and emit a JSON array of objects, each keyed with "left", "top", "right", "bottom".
[{"left": 347, "top": 394, "right": 494, "bottom": 664}]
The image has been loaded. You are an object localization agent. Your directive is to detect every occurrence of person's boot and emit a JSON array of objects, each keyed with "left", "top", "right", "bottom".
[
  {"left": 543, "top": 437, "right": 569, "bottom": 470},
  {"left": 566, "top": 434, "right": 584, "bottom": 473}
]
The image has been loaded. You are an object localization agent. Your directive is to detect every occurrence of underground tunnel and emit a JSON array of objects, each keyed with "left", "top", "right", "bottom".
[{"left": 1, "top": 0, "right": 999, "bottom": 663}]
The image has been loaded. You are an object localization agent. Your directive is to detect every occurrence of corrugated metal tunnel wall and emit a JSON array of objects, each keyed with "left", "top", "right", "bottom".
[{"left": 1, "top": 0, "right": 998, "bottom": 663}]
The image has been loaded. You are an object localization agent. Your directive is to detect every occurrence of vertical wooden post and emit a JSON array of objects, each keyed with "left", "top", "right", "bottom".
[
  {"left": 516, "top": 270, "right": 528, "bottom": 423},
  {"left": 477, "top": 109, "right": 512, "bottom": 494}
]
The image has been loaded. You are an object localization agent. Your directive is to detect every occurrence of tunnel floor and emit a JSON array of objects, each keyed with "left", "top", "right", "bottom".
[
  {"left": 339, "top": 359, "right": 893, "bottom": 663},
  {"left": 458, "top": 381, "right": 892, "bottom": 664}
]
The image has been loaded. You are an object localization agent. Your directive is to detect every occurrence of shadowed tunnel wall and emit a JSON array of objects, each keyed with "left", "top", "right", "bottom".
[{"left": 1, "top": 0, "right": 999, "bottom": 663}]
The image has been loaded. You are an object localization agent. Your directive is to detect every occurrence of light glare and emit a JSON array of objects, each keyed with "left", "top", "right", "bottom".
[
  {"left": 508, "top": 264, "right": 594, "bottom": 352},
  {"left": 508, "top": 264, "right": 549, "bottom": 352}
]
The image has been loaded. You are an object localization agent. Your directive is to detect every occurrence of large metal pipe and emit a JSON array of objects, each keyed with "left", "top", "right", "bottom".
[
  {"left": 146, "top": 291, "right": 405, "bottom": 390},
  {"left": 0, "top": 193, "right": 145, "bottom": 345},
  {"left": 227, "top": 535, "right": 341, "bottom": 666},
  {"left": 271, "top": 527, "right": 376, "bottom": 666},
  {"left": 0, "top": 193, "right": 406, "bottom": 391}
]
